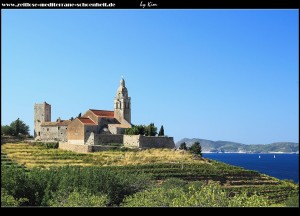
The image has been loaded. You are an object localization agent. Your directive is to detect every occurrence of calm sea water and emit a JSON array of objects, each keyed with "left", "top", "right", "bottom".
[{"left": 203, "top": 153, "right": 299, "bottom": 183}]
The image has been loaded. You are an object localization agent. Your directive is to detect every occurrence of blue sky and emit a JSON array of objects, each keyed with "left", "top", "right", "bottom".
[{"left": 2, "top": 9, "right": 298, "bottom": 144}]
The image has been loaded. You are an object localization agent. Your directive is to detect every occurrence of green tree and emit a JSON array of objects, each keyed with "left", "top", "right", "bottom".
[
  {"left": 145, "top": 123, "right": 157, "bottom": 136},
  {"left": 189, "top": 141, "right": 202, "bottom": 157},
  {"left": 179, "top": 142, "right": 187, "bottom": 151},
  {"left": 9, "top": 118, "right": 29, "bottom": 136},
  {"left": 1, "top": 125, "right": 14, "bottom": 136},
  {"left": 158, "top": 125, "right": 164, "bottom": 136},
  {"left": 125, "top": 125, "right": 146, "bottom": 135},
  {"left": 136, "top": 125, "right": 145, "bottom": 135},
  {"left": 78, "top": 113, "right": 81, "bottom": 118},
  {"left": 125, "top": 127, "right": 139, "bottom": 135},
  {"left": 70, "top": 117, "right": 74, "bottom": 121}
]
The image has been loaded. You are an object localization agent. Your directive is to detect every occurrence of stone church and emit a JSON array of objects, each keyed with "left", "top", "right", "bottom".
[{"left": 34, "top": 78, "right": 175, "bottom": 151}]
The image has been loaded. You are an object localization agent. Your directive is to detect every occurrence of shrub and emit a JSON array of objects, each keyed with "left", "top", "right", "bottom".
[
  {"left": 31, "top": 142, "right": 59, "bottom": 149},
  {"left": 285, "top": 194, "right": 299, "bottom": 207},
  {"left": 122, "top": 182, "right": 270, "bottom": 207},
  {"left": 1, "top": 188, "right": 28, "bottom": 207},
  {"left": 1, "top": 165, "right": 28, "bottom": 205},
  {"left": 49, "top": 189, "right": 108, "bottom": 207},
  {"left": 1, "top": 165, "right": 152, "bottom": 206},
  {"left": 161, "top": 178, "right": 187, "bottom": 189},
  {"left": 189, "top": 142, "right": 202, "bottom": 157},
  {"left": 179, "top": 142, "right": 187, "bottom": 150}
]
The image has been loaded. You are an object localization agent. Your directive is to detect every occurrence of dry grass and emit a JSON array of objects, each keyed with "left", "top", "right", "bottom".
[
  {"left": 1, "top": 143, "right": 204, "bottom": 168},
  {"left": 91, "top": 148, "right": 202, "bottom": 166},
  {"left": 2, "top": 143, "right": 93, "bottom": 168}
]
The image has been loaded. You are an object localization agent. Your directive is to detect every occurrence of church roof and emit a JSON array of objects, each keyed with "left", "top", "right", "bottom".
[
  {"left": 89, "top": 109, "right": 114, "bottom": 118},
  {"left": 77, "top": 117, "right": 96, "bottom": 125}
]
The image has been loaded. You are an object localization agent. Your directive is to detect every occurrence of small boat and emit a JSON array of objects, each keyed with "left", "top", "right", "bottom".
[
  {"left": 259, "top": 155, "right": 261, "bottom": 159},
  {"left": 274, "top": 155, "right": 276, "bottom": 158}
]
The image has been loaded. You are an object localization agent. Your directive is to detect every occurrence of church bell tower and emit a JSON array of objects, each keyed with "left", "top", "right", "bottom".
[{"left": 114, "top": 77, "right": 131, "bottom": 125}]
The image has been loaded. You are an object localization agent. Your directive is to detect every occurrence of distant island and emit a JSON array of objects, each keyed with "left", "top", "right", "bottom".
[{"left": 176, "top": 138, "right": 299, "bottom": 154}]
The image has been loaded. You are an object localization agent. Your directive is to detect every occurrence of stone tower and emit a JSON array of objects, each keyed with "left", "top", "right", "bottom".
[
  {"left": 34, "top": 102, "right": 51, "bottom": 139},
  {"left": 114, "top": 78, "right": 131, "bottom": 125}
]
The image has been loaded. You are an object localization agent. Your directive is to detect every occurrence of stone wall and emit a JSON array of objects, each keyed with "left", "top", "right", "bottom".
[
  {"left": 123, "top": 135, "right": 175, "bottom": 149},
  {"left": 67, "top": 118, "right": 84, "bottom": 141},
  {"left": 94, "top": 134, "right": 123, "bottom": 145},
  {"left": 68, "top": 139, "right": 84, "bottom": 145},
  {"left": 41, "top": 126, "right": 59, "bottom": 141},
  {"left": 70, "top": 133, "right": 123, "bottom": 145},
  {"left": 59, "top": 142, "right": 114, "bottom": 153},
  {"left": 58, "top": 126, "right": 68, "bottom": 141},
  {"left": 108, "top": 124, "right": 118, "bottom": 134},
  {"left": 123, "top": 135, "right": 141, "bottom": 148},
  {"left": 39, "top": 125, "right": 68, "bottom": 142}
]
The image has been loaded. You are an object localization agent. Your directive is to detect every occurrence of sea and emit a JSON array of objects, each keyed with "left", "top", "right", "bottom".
[{"left": 203, "top": 153, "right": 299, "bottom": 183}]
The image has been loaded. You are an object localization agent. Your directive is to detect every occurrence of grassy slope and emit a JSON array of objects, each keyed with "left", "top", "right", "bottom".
[{"left": 1, "top": 143, "right": 298, "bottom": 204}]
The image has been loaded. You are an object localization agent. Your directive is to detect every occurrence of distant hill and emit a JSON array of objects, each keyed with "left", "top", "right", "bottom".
[{"left": 176, "top": 138, "right": 299, "bottom": 153}]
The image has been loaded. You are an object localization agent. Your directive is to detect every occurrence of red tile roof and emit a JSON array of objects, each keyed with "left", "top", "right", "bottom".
[
  {"left": 90, "top": 109, "right": 114, "bottom": 118},
  {"left": 78, "top": 117, "right": 96, "bottom": 125}
]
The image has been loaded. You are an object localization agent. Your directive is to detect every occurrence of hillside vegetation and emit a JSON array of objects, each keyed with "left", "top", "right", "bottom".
[
  {"left": 1, "top": 143, "right": 298, "bottom": 207},
  {"left": 177, "top": 138, "right": 299, "bottom": 153},
  {"left": 2, "top": 143, "right": 203, "bottom": 168}
]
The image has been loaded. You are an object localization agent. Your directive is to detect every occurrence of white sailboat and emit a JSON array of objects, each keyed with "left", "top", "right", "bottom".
[
  {"left": 259, "top": 155, "right": 261, "bottom": 159},
  {"left": 274, "top": 155, "right": 276, "bottom": 158}
]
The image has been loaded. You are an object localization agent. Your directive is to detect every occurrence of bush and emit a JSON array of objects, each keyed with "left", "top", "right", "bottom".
[
  {"left": 122, "top": 182, "right": 270, "bottom": 207},
  {"left": 1, "top": 165, "right": 152, "bottom": 206},
  {"left": 31, "top": 142, "right": 59, "bottom": 149},
  {"left": 189, "top": 142, "right": 202, "bottom": 157},
  {"left": 1, "top": 165, "right": 28, "bottom": 204},
  {"left": 1, "top": 188, "right": 28, "bottom": 207},
  {"left": 285, "top": 194, "right": 299, "bottom": 207},
  {"left": 161, "top": 178, "right": 187, "bottom": 189},
  {"left": 49, "top": 189, "right": 108, "bottom": 207},
  {"left": 179, "top": 142, "right": 187, "bottom": 150}
]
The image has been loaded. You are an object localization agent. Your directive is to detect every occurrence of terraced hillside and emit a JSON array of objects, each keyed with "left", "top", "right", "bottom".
[
  {"left": 1, "top": 143, "right": 204, "bottom": 168},
  {"left": 1, "top": 152, "right": 27, "bottom": 170},
  {"left": 1, "top": 143, "right": 298, "bottom": 204}
]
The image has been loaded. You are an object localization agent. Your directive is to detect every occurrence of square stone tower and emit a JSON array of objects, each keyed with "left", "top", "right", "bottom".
[
  {"left": 34, "top": 102, "right": 51, "bottom": 139},
  {"left": 114, "top": 78, "right": 131, "bottom": 125}
]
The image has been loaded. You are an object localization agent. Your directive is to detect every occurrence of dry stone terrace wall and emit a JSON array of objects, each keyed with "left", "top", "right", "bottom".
[
  {"left": 84, "top": 133, "right": 123, "bottom": 145},
  {"left": 59, "top": 142, "right": 114, "bottom": 153}
]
